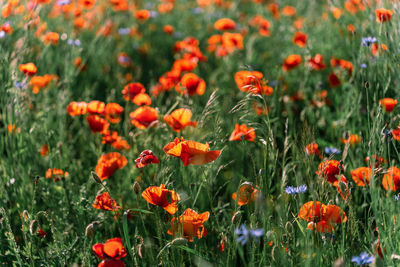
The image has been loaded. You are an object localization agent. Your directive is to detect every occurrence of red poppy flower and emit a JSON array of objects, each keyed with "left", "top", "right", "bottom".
[
  {"left": 104, "top": 103, "right": 124, "bottom": 123},
  {"left": 305, "top": 142, "right": 320, "bottom": 156},
  {"left": 376, "top": 8, "right": 393, "bottom": 23},
  {"left": 382, "top": 167, "right": 400, "bottom": 192},
  {"left": 95, "top": 152, "right": 127, "bottom": 180},
  {"left": 336, "top": 175, "right": 349, "bottom": 201},
  {"left": 379, "top": 98, "right": 397, "bottom": 112},
  {"left": 351, "top": 167, "right": 372, "bottom": 186},
  {"left": 292, "top": 32, "right": 307, "bottom": 47},
  {"left": 365, "top": 155, "right": 387, "bottom": 168},
  {"left": 86, "top": 115, "right": 110, "bottom": 134},
  {"left": 340, "top": 134, "right": 361, "bottom": 145},
  {"left": 122, "top": 83, "right": 146, "bottom": 102},
  {"left": 214, "top": 18, "right": 236, "bottom": 31},
  {"left": 167, "top": 208, "right": 210, "bottom": 242},
  {"left": 308, "top": 54, "right": 326, "bottom": 71},
  {"left": 40, "top": 144, "right": 49, "bottom": 156},
  {"left": 92, "top": 192, "right": 120, "bottom": 211},
  {"left": 92, "top": 238, "right": 127, "bottom": 267},
  {"left": 299, "top": 202, "right": 346, "bottom": 233},
  {"left": 329, "top": 72, "right": 341, "bottom": 87},
  {"left": 283, "top": 54, "right": 302, "bottom": 71},
  {"left": 134, "top": 9, "right": 151, "bottom": 22},
  {"left": 163, "top": 137, "right": 221, "bottom": 166},
  {"left": 164, "top": 108, "right": 197, "bottom": 132},
  {"left": 234, "top": 71, "right": 273, "bottom": 95},
  {"left": 316, "top": 159, "right": 343, "bottom": 185},
  {"left": 129, "top": 106, "right": 159, "bottom": 129},
  {"left": 135, "top": 150, "right": 159, "bottom": 168},
  {"left": 229, "top": 124, "right": 256, "bottom": 142},
  {"left": 67, "top": 101, "right": 88, "bottom": 116},
  {"left": 176, "top": 73, "right": 206, "bottom": 96},
  {"left": 142, "top": 184, "right": 180, "bottom": 214},
  {"left": 19, "top": 63, "right": 37, "bottom": 76},
  {"left": 87, "top": 101, "right": 106, "bottom": 115}
]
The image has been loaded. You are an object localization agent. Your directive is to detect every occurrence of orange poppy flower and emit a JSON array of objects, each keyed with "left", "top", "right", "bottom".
[
  {"left": 298, "top": 201, "right": 325, "bottom": 222},
  {"left": 86, "top": 115, "right": 109, "bottom": 134},
  {"left": 95, "top": 152, "right": 127, "bottom": 180},
  {"left": 214, "top": 18, "right": 236, "bottom": 31},
  {"left": 340, "top": 134, "right": 361, "bottom": 145},
  {"left": 167, "top": 208, "right": 210, "bottom": 242},
  {"left": 163, "top": 137, "right": 221, "bottom": 166},
  {"left": 282, "top": 5, "right": 296, "bottom": 16},
  {"left": 232, "top": 183, "right": 259, "bottom": 206},
  {"left": 176, "top": 73, "right": 206, "bottom": 96},
  {"left": 142, "top": 184, "right": 179, "bottom": 214},
  {"left": 292, "top": 32, "right": 307, "bottom": 47},
  {"left": 229, "top": 124, "right": 256, "bottom": 142},
  {"left": 92, "top": 238, "right": 127, "bottom": 265},
  {"left": 92, "top": 192, "right": 120, "bottom": 211},
  {"left": 134, "top": 9, "right": 151, "bottom": 22},
  {"left": 132, "top": 93, "right": 152, "bottom": 106},
  {"left": 78, "top": 0, "right": 96, "bottom": 9},
  {"left": 307, "top": 221, "right": 335, "bottom": 233},
  {"left": 7, "top": 124, "right": 20, "bottom": 134},
  {"left": 308, "top": 54, "right": 326, "bottom": 70},
  {"left": 234, "top": 70, "right": 273, "bottom": 95},
  {"left": 104, "top": 103, "right": 124, "bottom": 124},
  {"left": 376, "top": 8, "right": 393, "bottom": 23},
  {"left": 221, "top": 32, "right": 243, "bottom": 53},
  {"left": 67, "top": 101, "right": 87, "bottom": 116},
  {"left": 19, "top": 63, "right": 37, "bottom": 76},
  {"left": 300, "top": 202, "right": 346, "bottom": 233},
  {"left": 164, "top": 108, "right": 197, "bottom": 132},
  {"left": 122, "top": 82, "right": 146, "bottom": 101},
  {"left": 29, "top": 74, "right": 56, "bottom": 94},
  {"left": 316, "top": 159, "right": 343, "bottom": 185},
  {"left": 283, "top": 54, "right": 302, "bottom": 71},
  {"left": 379, "top": 98, "right": 397, "bottom": 112},
  {"left": 87, "top": 100, "right": 105, "bottom": 115},
  {"left": 382, "top": 167, "right": 400, "bottom": 192},
  {"left": 40, "top": 144, "right": 49, "bottom": 156},
  {"left": 42, "top": 32, "right": 59, "bottom": 46},
  {"left": 129, "top": 106, "right": 159, "bottom": 129},
  {"left": 102, "top": 131, "right": 130, "bottom": 150},
  {"left": 163, "top": 24, "right": 174, "bottom": 35},
  {"left": 305, "top": 142, "right": 320, "bottom": 156},
  {"left": 351, "top": 167, "right": 372, "bottom": 186},
  {"left": 45, "top": 168, "right": 69, "bottom": 181}
]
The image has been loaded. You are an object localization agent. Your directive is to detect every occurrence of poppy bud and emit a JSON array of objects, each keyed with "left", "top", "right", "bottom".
[
  {"left": 22, "top": 210, "right": 30, "bottom": 221},
  {"left": 91, "top": 171, "right": 102, "bottom": 184},
  {"left": 133, "top": 181, "right": 141, "bottom": 194},
  {"left": 29, "top": 220, "right": 38, "bottom": 235}
]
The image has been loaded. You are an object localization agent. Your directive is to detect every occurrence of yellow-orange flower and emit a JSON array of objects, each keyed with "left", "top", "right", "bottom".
[
  {"left": 167, "top": 208, "right": 210, "bottom": 242},
  {"left": 164, "top": 108, "right": 197, "bottom": 132},
  {"left": 142, "top": 184, "right": 180, "bottom": 214},
  {"left": 229, "top": 124, "right": 256, "bottom": 142},
  {"left": 129, "top": 106, "right": 159, "bottom": 129},
  {"left": 163, "top": 137, "right": 221, "bottom": 166},
  {"left": 232, "top": 183, "right": 258, "bottom": 206},
  {"left": 95, "top": 152, "right": 127, "bottom": 180}
]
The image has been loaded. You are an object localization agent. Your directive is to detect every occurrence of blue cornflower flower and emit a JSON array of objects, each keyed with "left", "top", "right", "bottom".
[
  {"left": 118, "top": 28, "right": 131, "bottom": 35},
  {"left": 235, "top": 224, "right": 264, "bottom": 245},
  {"left": 285, "top": 185, "right": 307, "bottom": 194},
  {"left": 0, "top": 31, "right": 5, "bottom": 39},
  {"left": 360, "top": 63, "right": 367, "bottom": 69},
  {"left": 192, "top": 7, "right": 203, "bottom": 14},
  {"left": 395, "top": 194, "right": 400, "bottom": 201},
  {"left": 57, "top": 0, "right": 70, "bottom": 5},
  {"left": 362, "top": 37, "right": 377, "bottom": 47},
  {"left": 324, "top": 147, "right": 341, "bottom": 155},
  {"left": 15, "top": 82, "right": 26, "bottom": 89},
  {"left": 150, "top": 11, "right": 158, "bottom": 18},
  {"left": 351, "top": 252, "right": 374, "bottom": 265}
]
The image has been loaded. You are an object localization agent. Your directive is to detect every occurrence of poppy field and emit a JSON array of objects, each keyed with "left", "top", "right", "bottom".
[{"left": 2, "top": 0, "right": 400, "bottom": 266}]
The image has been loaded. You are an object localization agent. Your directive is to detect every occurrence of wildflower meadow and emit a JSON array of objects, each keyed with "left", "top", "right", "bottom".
[{"left": 1, "top": 0, "right": 400, "bottom": 266}]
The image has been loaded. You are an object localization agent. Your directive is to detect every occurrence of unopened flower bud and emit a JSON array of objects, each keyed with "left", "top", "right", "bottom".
[
  {"left": 29, "top": 220, "right": 38, "bottom": 235},
  {"left": 133, "top": 181, "right": 141, "bottom": 194}
]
